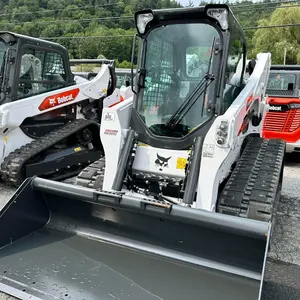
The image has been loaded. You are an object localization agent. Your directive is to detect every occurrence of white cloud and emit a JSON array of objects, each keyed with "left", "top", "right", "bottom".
[{"left": 178, "top": 0, "right": 199, "bottom": 5}]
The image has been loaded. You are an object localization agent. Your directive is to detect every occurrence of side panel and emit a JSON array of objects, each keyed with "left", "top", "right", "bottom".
[
  {"left": 195, "top": 52, "right": 271, "bottom": 211},
  {"left": 100, "top": 97, "right": 133, "bottom": 192}
]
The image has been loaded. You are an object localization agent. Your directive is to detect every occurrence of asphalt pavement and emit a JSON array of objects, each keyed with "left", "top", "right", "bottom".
[
  {"left": 0, "top": 155, "right": 300, "bottom": 299},
  {"left": 261, "top": 153, "right": 300, "bottom": 299}
]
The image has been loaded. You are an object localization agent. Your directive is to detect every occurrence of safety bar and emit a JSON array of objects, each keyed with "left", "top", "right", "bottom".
[{"left": 70, "top": 59, "right": 115, "bottom": 66}]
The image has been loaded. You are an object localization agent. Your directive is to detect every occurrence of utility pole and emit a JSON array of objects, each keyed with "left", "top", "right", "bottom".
[{"left": 283, "top": 47, "right": 287, "bottom": 65}]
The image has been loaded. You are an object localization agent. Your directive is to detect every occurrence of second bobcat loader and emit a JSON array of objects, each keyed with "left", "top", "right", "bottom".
[
  {"left": 0, "top": 5, "right": 284, "bottom": 300},
  {"left": 262, "top": 64, "right": 300, "bottom": 153},
  {"left": 0, "top": 33, "right": 123, "bottom": 187}
]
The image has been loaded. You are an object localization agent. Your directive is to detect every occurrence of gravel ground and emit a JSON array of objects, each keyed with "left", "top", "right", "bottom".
[{"left": 0, "top": 156, "right": 300, "bottom": 299}]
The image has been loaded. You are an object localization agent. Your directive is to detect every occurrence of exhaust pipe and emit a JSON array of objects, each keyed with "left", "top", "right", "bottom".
[{"left": 0, "top": 177, "right": 271, "bottom": 300}]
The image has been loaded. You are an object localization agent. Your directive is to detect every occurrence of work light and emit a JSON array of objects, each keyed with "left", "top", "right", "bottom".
[
  {"left": 206, "top": 8, "right": 228, "bottom": 30},
  {"left": 135, "top": 11, "right": 154, "bottom": 35}
]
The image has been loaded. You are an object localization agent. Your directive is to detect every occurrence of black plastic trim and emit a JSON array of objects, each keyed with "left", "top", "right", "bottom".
[{"left": 131, "top": 112, "right": 216, "bottom": 150}]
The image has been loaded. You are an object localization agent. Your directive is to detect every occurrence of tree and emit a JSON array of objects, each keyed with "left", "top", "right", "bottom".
[{"left": 251, "top": 4, "right": 300, "bottom": 64}]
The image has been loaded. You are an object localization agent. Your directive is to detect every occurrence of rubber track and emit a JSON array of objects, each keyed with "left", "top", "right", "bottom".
[
  {"left": 74, "top": 157, "right": 105, "bottom": 190},
  {"left": 217, "top": 136, "right": 285, "bottom": 222},
  {"left": 0, "top": 119, "right": 100, "bottom": 187}
]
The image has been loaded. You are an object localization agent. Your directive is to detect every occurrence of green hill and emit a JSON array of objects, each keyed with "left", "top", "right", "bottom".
[{"left": 0, "top": 0, "right": 299, "bottom": 64}]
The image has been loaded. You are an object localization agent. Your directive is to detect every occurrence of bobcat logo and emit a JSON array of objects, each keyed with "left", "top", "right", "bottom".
[
  {"left": 49, "top": 98, "right": 56, "bottom": 106},
  {"left": 155, "top": 154, "right": 171, "bottom": 171},
  {"left": 104, "top": 112, "right": 114, "bottom": 121}
]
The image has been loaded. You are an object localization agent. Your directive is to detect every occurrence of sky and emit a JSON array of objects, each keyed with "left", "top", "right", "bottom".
[{"left": 178, "top": 0, "right": 201, "bottom": 5}]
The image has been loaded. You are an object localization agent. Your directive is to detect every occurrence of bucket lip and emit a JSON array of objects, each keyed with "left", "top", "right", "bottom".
[
  {"left": 0, "top": 281, "right": 42, "bottom": 300},
  {"left": 32, "top": 177, "right": 270, "bottom": 240},
  {"left": 258, "top": 225, "right": 272, "bottom": 300}
]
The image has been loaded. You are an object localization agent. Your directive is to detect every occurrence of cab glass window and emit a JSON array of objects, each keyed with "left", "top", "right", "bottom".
[
  {"left": 186, "top": 46, "right": 212, "bottom": 78},
  {"left": 139, "top": 23, "right": 220, "bottom": 137},
  {"left": 17, "top": 47, "right": 67, "bottom": 99},
  {"left": 267, "top": 73, "right": 296, "bottom": 90}
]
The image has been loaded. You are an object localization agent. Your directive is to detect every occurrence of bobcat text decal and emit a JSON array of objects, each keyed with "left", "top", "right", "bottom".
[
  {"left": 269, "top": 105, "right": 282, "bottom": 111},
  {"left": 155, "top": 154, "right": 171, "bottom": 171},
  {"left": 38, "top": 88, "right": 80, "bottom": 111}
]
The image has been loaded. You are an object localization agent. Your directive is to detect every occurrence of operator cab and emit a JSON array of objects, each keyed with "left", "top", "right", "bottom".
[
  {"left": 0, "top": 31, "right": 75, "bottom": 104},
  {"left": 131, "top": 4, "right": 246, "bottom": 149}
]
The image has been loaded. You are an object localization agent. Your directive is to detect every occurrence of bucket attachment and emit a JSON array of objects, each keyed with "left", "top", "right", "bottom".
[{"left": 0, "top": 177, "right": 271, "bottom": 300}]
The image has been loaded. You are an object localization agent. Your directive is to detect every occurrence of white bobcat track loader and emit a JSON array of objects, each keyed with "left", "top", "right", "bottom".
[
  {"left": 0, "top": 32, "right": 124, "bottom": 186},
  {"left": 0, "top": 5, "right": 284, "bottom": 300}
]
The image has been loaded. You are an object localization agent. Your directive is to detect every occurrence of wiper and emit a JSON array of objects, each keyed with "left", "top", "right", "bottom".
[{"left": 166, "top": 37, "right": 216, "bottom": 130}]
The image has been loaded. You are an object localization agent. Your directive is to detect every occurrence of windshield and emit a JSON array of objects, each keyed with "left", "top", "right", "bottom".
[
  {"left": 267, "top": 73, "right": 296, "bottom": 90},
  {"left": 137, "top": 23, "right": 220, "bottom": 137}
]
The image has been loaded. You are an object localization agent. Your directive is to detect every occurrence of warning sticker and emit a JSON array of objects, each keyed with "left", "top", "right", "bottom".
[
  {"left": 104, "top": 112, "right": 115, "bottom": 121},
  {"left": 202, "top": 144, "right": 215, "bottom": 158},
  {"left": 176, "top": 157, "right": 187, "bottom": 169},
  {"left": 104, "top": 129, "right": 118, "bottom": 136}
]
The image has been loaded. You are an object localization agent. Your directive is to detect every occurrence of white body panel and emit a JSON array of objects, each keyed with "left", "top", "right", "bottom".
[
  {"left": 101, "top": 96, "right": 133, "bottom": 192},
  {"left": 120, "top": 86, "right": 134, "bottom": 100},
  {"left": 196, "top": 53, "right": 271, "bottom": 211},
  {"left": 0, "top": 128, "right": 33, "bottom": 164},
  {"left": 132, "top": 145, "right": 189, "bottom": 178}
]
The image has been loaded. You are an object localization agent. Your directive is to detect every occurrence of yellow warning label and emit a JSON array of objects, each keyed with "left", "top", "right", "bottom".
[
  {"left": 74, "top": 147, "right": 82, "bottom": 152},
  {"left": 176, "top": 157, "right": 187, "bottom": 169},
  {"left": 3, "top": 136, "right": 7, "bottom": 143},
  {"left": 138, "top": 142, "right": 149, "bottom": 147}
]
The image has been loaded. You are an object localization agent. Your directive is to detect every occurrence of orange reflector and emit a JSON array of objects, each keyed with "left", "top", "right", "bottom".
[{"left": 109, "top": 96, "right": 125, "bottom": 108}]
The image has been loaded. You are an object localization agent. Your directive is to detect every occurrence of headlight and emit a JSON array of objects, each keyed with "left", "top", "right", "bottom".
[
  {"left": 215, "top": 120, "right": 230, "bottom": 147},
  {"left": 206, "top": 8, "right": 228, "bottom": 30}
]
